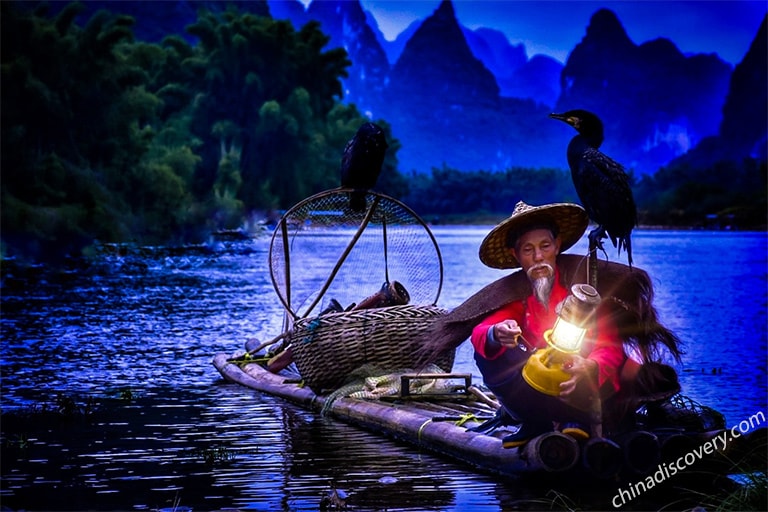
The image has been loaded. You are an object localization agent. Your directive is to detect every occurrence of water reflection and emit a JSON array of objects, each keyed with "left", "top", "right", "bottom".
[
  {"left": 276, "top": 405, "right": 460, "bottom": 511},
  {"left": 1, "top": 230, "right": 766, "bottom": 510}
]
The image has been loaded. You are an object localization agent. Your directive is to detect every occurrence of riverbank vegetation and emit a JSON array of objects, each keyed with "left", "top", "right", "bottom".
[{"left": 2, "top": 3, "right": 765, "bottom": 262}]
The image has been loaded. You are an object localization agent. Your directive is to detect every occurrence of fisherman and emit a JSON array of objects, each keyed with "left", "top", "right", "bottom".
[{"left": 417, "top": 201, "right": 682, "bottom": 448}]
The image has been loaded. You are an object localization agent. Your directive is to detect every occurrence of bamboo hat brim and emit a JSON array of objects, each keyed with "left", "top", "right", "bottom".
[{"left": 479, "top": 201, "right": 589, "bottom": 269}]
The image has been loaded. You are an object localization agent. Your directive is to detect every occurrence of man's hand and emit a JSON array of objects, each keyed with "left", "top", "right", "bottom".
[
  {"left": 559, "top": 355, "right": 599, "bottom": 409},
  {"left": 493, "top": 319, "right": 522, "bottom": 348}
]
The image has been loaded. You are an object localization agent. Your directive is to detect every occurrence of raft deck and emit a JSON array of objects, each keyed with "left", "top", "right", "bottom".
[
  {"left": 212, "top": 352, "right": 764, "bottom": 481},
  {"left": 212, "top": 353, "right": 555, "bottom": 477}
]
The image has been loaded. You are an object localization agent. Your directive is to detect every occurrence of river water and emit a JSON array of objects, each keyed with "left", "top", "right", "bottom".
[{"left": 1, "top": 228, "right": 766, "bottom": 511}]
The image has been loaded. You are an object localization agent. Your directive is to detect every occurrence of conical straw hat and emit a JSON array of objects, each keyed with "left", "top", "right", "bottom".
[{"left": 479, "top": 201, "right": 588, "bottom": 269}]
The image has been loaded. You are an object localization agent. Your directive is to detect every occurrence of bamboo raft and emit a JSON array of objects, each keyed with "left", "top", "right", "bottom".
[{"left": 212, "top": 352, "right": 764, "bottom": 481}]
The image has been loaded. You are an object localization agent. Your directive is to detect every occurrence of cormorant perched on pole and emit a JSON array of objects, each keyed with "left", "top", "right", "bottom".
[
  {"left": 340, "top": 122, "right": 388, "bottom": 212},
  {"left": 550, "top": 110, "right": 637, "bottom": 266}
]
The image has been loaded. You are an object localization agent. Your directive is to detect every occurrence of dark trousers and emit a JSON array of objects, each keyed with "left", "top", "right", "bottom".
[{"left": 474, "top": 347, "right": 590, "bottom": 426}]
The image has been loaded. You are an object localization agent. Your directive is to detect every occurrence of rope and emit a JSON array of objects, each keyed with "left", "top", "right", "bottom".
[
  {"left": 454, "top": 413, "right": 478, "bottom": 427},
  {"left": 226, "top": 353, "right": 271, "bottom": 368},
  {"left": 417, "top": 414, "right": 477, "bottom": 442},
  {"left": 418, "top": 419, "right": 432, "bottom": 442}
]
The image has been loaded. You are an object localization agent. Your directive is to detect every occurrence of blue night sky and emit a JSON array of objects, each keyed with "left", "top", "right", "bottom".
[{"left": 356, "top": 0, "right": 766, "bottom": 65}]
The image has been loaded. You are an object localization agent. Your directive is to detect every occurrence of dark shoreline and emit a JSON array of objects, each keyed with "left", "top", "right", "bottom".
[{"left": 425, "top": 213, "right": 768, "bottom": 231}]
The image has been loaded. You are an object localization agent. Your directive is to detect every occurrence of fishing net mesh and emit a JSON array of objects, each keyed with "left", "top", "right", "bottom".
[
  {"left": 636, "top": 393, "right": 726, "bottom": 432},
  {"left": 269, "top": 189, "right": 443, "bottom": 320}
]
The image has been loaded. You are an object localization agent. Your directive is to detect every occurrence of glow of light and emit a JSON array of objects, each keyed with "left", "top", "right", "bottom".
[{"left": 550, "top": 316, "right": 586, "bottom": 353}]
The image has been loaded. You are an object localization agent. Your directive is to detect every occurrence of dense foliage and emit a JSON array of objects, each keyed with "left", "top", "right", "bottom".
[
  {"left": 1, "top": 2, "right": 764, "bottom": 262},
  {"left": 403, "top": 158, "right": 766, "bottom": 229},
  {"left": 1, "top": 2, "right": 402, "bottom": 259},
  {"left": 635, "top": 157, "right": 767, "bottom": 228},
  {"left": 404, "top": 166, "right": 580, "bottom": 220}
]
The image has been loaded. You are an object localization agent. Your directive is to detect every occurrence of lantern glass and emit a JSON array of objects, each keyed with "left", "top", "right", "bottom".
[{"left": 549, "top": 316, "right": 587, "bottom": 353}]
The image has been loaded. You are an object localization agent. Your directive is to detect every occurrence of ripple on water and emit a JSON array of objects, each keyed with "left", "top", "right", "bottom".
[{"left": 1, "top": 233, "right": 766, "bottom": 510}]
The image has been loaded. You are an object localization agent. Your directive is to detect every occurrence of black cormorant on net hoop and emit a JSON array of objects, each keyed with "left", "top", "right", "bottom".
[
  {"left": 269, "top": 189, "right": 443, "bottom": 325},
  {"left": 341, "top": 122, "right": 388, "bottom": 213}
]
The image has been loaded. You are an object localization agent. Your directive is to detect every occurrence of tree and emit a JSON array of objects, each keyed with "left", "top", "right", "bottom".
[
  {"left": 0, "top": 3, "right": 407, "bottom": 258},
  {"left": 403, "top": 166, "right": 576, "bottom": 217},
  {"left": 182, "top": 9, "right": 352, "bottom": 221},
  {"left": 2, "top": 2, "right": 157, "bottom": 257}
]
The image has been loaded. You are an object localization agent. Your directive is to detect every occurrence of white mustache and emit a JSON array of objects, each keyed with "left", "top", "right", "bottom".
[{"left": 526, "top": 263, "right": 554, "bottom": 279}]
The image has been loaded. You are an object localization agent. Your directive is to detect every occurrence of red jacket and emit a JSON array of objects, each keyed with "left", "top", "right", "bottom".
[{"left": 471, "top": 269, "right": 625, "bottom": 395}]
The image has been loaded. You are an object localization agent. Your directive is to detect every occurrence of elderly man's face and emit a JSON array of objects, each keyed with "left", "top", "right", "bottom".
[
  {"left": 511, "top": 228, "right": 561, "bottom": 306},
  {"left": 512, "top": 228, "right": 561, "bottom": 274}
]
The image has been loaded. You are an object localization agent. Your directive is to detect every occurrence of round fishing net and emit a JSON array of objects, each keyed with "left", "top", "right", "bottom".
[
  {"left": 636, "top": 393, "right": 726, "bottom": 432},
  {"left": 269, "top": 189, "right": 443, "bottom": 320}
]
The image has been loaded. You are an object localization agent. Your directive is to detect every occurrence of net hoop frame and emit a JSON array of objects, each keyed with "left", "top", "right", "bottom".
[{"left": 268, "top": 188, "right": 444, "bottom": 320}]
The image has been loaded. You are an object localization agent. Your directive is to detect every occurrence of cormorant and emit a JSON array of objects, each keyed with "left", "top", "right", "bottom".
[
  {"left": 340, "top": 122, "right": 388, "bottom": 212},
  {"left": 549, "top": 109, "right": 637, "bottom": 266}
]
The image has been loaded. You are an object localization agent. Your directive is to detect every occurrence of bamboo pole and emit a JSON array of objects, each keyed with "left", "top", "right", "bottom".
[
  {"left": 588, "top": 237, "right": 598, "bottom": 289},
  {"left": 301, "top": 196, "right": 381, "bottom": 319},
  {"left": 587, "top": 237, "right": 604, "bottom": 438}
]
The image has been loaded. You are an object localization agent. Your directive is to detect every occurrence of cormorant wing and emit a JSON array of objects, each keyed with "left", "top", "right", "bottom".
[{"left": 579, "top": 147, "right": 637, "bottom": 244}]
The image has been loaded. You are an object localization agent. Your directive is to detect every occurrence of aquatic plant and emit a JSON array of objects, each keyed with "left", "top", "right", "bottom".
[
  {"left": 117, "top": 387, "right": 137, "bottom": 401},
  {"left": 505, "top": 489, "right": 583, "bottom": 511},
  {"left": 679, "top": 440, "right": 768, "bottom": 512},
  {"left": 194, "top": 446, "right": 238, "bottom": 464},
  {"left": 714, "top": 471, "right": 768, "bottom": 512},
  {"left": 54, "top": 392, "right": 99, "bottom": 418},
  {"left": 3, "top": 433, "right": 29, "bottom": 450}
]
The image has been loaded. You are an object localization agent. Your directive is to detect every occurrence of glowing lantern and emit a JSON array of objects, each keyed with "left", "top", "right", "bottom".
[{"left": 522, "top": 284, "right": 601, "bottom": 396}]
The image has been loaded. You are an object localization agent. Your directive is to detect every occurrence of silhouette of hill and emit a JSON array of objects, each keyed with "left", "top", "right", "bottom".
[
  {"left": 719, "top": 15, "right": 767, "bottom": 160},
  {"left": 555, "top": 8, "right": 733, "bottom": 174},
  {"left": 668, "top": 15, "right": 768, "bottom": 168},
  {"left": 388, "top": 1, "right": 500, "bottom": 107},
  {"left": 24, "top": 0, "right": 765, "bottom": 176},
  {"left": 304, "top": 1, "right": 390, "bottom": 117},
  {"left": 286, "top": 0, "right": 746, "bottom": 175}
]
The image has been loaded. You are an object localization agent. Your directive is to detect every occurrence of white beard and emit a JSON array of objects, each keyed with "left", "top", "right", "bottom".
[{"left": 527, "top": 263, "right": 555, "bottom": 309}]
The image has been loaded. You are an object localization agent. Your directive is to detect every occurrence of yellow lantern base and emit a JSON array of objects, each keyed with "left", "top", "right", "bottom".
[{"left": 522, "top": 347, "right": 571, "bottom": 396}]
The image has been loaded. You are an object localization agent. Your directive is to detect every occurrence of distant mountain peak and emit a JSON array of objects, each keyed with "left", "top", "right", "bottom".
[
  {"left": 390, "top": 0, "right": 499, "bottom": 104},
  {"left": 586, "top": 8, "right": 631, "bottom": 44},
  {"left": 434, "top": 0, "right": 457, "bottom": 23},
  {"left": 403, "top": 0, "right": 469, "bottom": 58}
]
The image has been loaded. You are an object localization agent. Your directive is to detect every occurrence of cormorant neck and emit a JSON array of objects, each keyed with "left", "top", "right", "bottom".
[
  {"left": 584, "top": 130, "right": 603, "bottom": 149},
  {"left": 568, "top": 135, "right": 590, "bottom": 152},
  {"left": 570, "top": 132, "right": 602, "bottom": 150},
  {"left": 566, "top": 136, "right": 589, "bottom": 169}
]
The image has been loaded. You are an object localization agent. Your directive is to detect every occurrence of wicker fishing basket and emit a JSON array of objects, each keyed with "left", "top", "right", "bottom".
[{"left": 289, "top": 304, "right": 452, "bottom": 392}]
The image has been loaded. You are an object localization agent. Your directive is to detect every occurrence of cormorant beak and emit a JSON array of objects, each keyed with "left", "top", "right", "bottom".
[{"left": 549, "top": 113, "right": 579, "bottom": 129}]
